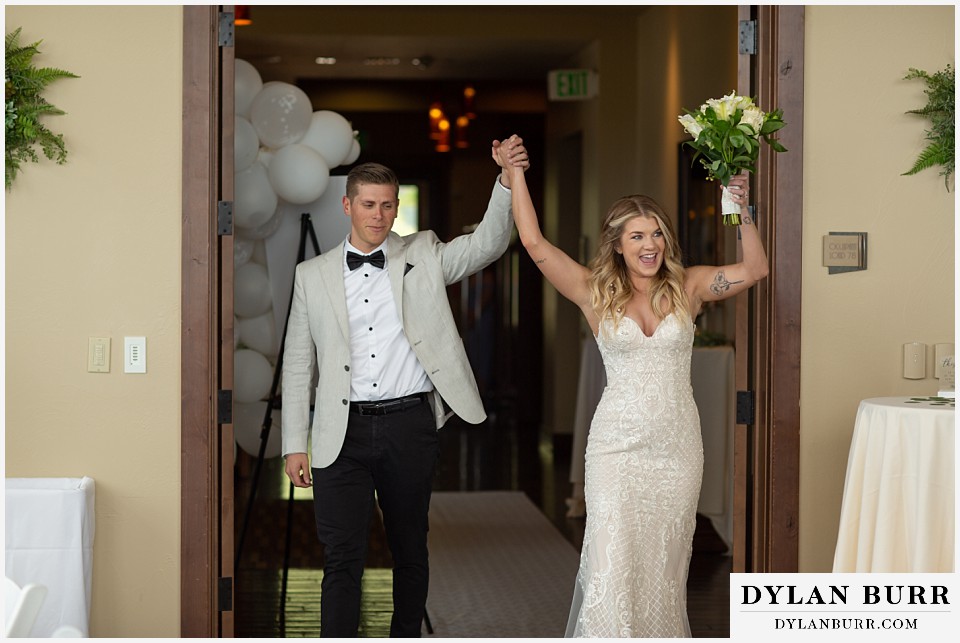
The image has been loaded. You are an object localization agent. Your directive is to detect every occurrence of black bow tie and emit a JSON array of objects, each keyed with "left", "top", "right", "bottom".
[{"left": 346, "top": 250, "right": 385, "bottom": 270}]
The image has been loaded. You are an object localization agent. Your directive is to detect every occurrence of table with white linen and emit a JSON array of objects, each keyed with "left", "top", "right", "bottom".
[
  {"left": 690, "top": 346, "right": 735, "bottom": 550},
  {"left": 833, "top": 397, "right": 954, "bottom": 572},
  {"left": 570, "top": 340, "right": 735, "bottom": 549},
  {"left": 5, "top": 477, "right": 96, "bottom": 636}
]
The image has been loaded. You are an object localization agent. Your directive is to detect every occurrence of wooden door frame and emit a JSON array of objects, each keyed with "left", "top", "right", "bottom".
[
  {"left": 182, "top": 5, "right": 235, "bottom": 636},
  {"left": 733, "top": 4, "right": 804, "bottom": 573}
]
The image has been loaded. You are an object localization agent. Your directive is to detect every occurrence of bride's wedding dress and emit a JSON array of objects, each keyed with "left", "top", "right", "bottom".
[{"left": 566, "top": 313, "right": 704, "bottom": 638}]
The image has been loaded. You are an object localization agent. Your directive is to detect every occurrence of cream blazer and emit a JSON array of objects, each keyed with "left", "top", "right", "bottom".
[{"left": 281, "top": 179, "right": 513, "bottom": 469}]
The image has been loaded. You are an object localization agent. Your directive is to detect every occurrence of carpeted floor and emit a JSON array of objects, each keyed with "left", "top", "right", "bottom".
[{"left": 424, "top": 491, "right": 580, "bottom": 638}]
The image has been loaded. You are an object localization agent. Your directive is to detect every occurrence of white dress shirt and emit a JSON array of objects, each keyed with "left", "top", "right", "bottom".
[{"left": 342, "top": 239, "right": 433, "bottom": 402}]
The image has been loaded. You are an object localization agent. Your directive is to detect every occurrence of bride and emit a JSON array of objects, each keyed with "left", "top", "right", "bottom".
[{"left": 495, "top": 143, "right": 767, "bottom": 637}]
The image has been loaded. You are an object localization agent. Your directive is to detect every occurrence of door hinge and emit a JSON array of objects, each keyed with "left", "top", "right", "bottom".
[
  {"left": 218, "top": 12, "right": 235, "bottom": 47},
  {"left": 217, "top": 201, "right": 233, "bottom": 236},
  {"left": 218, "top": 576, "right": 233, "bottom": 612},
  {"left": 739, "top": 19, "right": 757, "bottom": 55},
  {"left": 736, "top": 390, "right": 756, "bottom": 425},
  {"left": 218, "top": 390, "right": 233, "bottom": 424}
]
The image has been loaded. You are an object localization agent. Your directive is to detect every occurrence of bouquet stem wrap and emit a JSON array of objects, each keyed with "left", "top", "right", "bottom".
[{"left": 720, "top": 185, "right": 741, "bottom": 226}]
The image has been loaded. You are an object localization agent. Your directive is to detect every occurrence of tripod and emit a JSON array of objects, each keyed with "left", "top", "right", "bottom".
[{"left": 235, "top": 212, "right": 321, "bottom": 634}]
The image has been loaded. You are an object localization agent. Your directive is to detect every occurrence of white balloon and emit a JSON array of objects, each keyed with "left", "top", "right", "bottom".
[
  {"left": 300, "top": 110, "right": 354, "bottom": 168},
  {"left": 249, "top": 81, "right": 313, "bottom": 148},
  {"left": 235, "top": 59, "right": 263, "bottom": 119},
  {"left": 234, "top": 401, "right": 282, "bottom": 458},
  {"left": 268, "top": 144, "right": 330, "bottom": 204},
  {"left": 238, "top": 205, "right": 285, "bottom": 241},
  {"left": 343, "top": 138, "right": 361, "bottom": 165},
  {"left": 258, "top": 147, "right": 275, "bottom": 168},
  {"left": 235, "top": 162, "right": 278, "bottom": 230},
  {"left": 235, "top": 262, "right": 273, "bottom": 318},
  {"left": 238, "top": 311, "right": 278, "bottom": 357},
  {"left": 234, "top": 116, "right": 259, "bottom": 172},
  {"left": 251, "top": 238, "right": 268, "bottom": 265},
  {"left": 234, "top": 235, "right": 255, "bottom": 267},
  {"left": 234, "top": 349, "right": 274, "bottom": 403}
]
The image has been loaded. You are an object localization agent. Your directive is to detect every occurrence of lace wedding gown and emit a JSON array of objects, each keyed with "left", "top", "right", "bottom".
[{"left": 565, "top": 313, "right": 704, "bottom": 638}]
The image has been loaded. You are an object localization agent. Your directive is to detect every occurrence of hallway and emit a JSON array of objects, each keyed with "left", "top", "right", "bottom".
[{"left": 233, "top": 411, "right": 731, "bottom": 637}]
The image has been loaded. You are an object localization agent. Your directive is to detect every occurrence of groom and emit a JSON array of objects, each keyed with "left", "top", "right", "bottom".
[{"left": 281, "top": 136, "right": 529, "bottom": 637}]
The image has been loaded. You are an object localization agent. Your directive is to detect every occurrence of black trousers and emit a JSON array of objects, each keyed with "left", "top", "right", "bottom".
[{"left": 311, "top": 400, "right": 439, "bottom": 638}]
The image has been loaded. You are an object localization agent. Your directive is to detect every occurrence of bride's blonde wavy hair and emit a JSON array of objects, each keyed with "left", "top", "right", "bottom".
[{"left": 587, "top": 195, "right": 689, "bottom": 332}]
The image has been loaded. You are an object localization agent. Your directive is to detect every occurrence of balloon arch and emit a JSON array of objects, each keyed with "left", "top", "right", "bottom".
[{"left": 232, "top": 59, "right": 361, "bottom": 459}]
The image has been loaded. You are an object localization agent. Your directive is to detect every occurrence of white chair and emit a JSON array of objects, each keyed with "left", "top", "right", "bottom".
[{"left": 4, "top": 576, "right": 48, "bottom": 638}]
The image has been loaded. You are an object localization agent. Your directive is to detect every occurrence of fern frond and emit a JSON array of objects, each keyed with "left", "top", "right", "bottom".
[
  {"left": 903, "top": 142, "right": 950, "bottom": 176},
  {"left": 4, "top": 26, "right": 78, "bottom": 189},
  {"left": 903, "top": 64, "right": 955, "bottom": 189}
]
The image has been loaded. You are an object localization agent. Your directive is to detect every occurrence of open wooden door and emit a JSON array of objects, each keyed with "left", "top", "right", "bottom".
[
  {"left": 732, "top": 5, "right": 804, "bottom": 573},
  {"left": 182, "top": 5, "right": 236, "bottom": 636}
]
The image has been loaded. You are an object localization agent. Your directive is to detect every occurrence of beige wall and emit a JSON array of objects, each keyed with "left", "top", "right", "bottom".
[
  {"left": 4, "top": 5, "right": 182, "bottom": 636},
  {"left": 800, "top": 5, "right": 955, "bottom": 571}
]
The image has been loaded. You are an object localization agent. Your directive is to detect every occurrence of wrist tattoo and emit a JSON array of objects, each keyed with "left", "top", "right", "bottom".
[
  {"left": 534, "top": 258, "right": 547, "bottom": 265},
  {"left": 741, "top": 214, "right": 753, "bottom": 225},
  {"left": 709, "top": 270, "right": 744, "bottom": 296}
]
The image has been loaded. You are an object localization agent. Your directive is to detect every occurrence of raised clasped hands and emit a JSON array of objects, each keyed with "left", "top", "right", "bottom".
[
  {"left": 491, "top": 134, "right": 530, "bottom": 188},
  {"left": 726, "top": 171, "right": 750, "bottom": 207}
]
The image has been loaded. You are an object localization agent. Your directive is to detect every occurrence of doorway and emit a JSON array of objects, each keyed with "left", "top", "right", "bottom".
[{"left": 180, "top": 4, "right": 804, "bottom": 636}]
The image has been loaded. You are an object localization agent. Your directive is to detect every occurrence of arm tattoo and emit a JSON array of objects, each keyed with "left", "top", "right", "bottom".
[
  {"left": 709, "top": 270, "right": 744, "bottom": 296},
  {"left": 741, "top": 213, "right": 753, "bottom": 225},
  {"left": 534, "top": 258, "right": 547, "bottom": 265}
]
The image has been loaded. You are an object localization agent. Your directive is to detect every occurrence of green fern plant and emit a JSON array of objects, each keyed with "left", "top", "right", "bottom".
[
  {"left": 902, "top": 65, "right": 954, "bottom": 191},
  {"left": 5, "top": 27, "right": 79, "bottom": 190}
]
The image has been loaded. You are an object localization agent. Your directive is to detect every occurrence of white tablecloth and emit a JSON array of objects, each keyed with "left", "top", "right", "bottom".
[
  {"left": 570, "top": 340, "right": 735, "bottom": 549},
  {"left": 690, "top": 346, "right": 735, "bottom": 550},
  {"left": 5, "top": 477, "right": 96, "bottom": 636},
  {"left": 833, "top": 397, "right": 955, "bottom": 572}
]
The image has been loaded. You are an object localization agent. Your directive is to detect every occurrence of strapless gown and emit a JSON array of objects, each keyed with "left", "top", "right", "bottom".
[{"left": 565, "top": 313, "right": 703, "bottom": 638}]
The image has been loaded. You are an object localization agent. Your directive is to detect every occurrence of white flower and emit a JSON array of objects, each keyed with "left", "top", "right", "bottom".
[
  {"left": 678, "top": 113, "right": 703, "bottom": 139},
  {"left": 740, "top": 105, "right": 765, "bottom": 133},
  {"left": 705, "top": 91, "right": 737, "bottom": 120}
]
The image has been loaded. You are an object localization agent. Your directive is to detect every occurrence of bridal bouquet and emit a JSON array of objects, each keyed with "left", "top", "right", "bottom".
[{"left": 678, "top": 91, "right": 786, "bottom": 225}]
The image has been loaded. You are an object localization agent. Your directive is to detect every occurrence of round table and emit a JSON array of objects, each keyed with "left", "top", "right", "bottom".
[{"left": 832, "top": 396, "right": 954, "bottom": 572}]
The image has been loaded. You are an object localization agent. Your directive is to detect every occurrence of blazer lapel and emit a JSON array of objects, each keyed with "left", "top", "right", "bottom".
[
  {"left": 386, "top": 233, "right": 407, "bottom": 326},
  {"left": 318, "top": 241, "right": 350, "bottom": 342}
]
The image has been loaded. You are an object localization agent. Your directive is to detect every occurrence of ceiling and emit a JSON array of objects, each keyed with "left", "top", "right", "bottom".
[
  {"left": 236, "top": 32, "right": 585, "bottom": 84},
  {"left": 231, "top": 5, "right": 647, "bottom": 86}
]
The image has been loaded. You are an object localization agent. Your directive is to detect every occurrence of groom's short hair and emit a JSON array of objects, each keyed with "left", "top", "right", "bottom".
[{"left": 346, "top": 162, "right": 399, "bottom": 200}]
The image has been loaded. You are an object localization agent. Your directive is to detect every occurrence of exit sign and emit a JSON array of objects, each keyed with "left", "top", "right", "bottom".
[{"left": 548, "top": 69, "right": 599, "bottom": 101}]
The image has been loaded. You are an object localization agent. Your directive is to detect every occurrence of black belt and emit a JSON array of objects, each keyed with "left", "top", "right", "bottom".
[{"left": 349, "top": 393, "right": 429, "bottom": 416}]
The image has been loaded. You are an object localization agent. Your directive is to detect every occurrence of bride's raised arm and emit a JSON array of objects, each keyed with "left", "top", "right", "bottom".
[
  {"left": 495, "top": 142, "right": 592, "bottom": 309},
  {"left": 685, "top": 172, "right": 769, "bottom": 307}
]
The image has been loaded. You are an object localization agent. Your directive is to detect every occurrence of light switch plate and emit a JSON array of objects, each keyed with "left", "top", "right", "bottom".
[
  {"left": 124, "top": 336, "right": 147, "bottom": 374},
  {"left": 903, "top": 342, "right": 926, "bottom": 379},
  {"left": 87, "top": 337, "right": 110, "bottom": 373}
]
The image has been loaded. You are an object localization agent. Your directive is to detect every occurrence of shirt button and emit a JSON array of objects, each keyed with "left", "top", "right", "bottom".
[
  {"left": 344, "top": 365, "right": 350, "bottom": 371},
  {"left": 368, "top": 327, "right": 373, "bottom": 331},
  {"left": 341, "top": 399, "right": 348, "bottom": 405},
  {"left": 364, "top": 299, "right": 369, "bottom": 303},
  {"left": 373, "top": 383, "right": 378, "bottom": 388},
  {"left": 371, "top": 354, "right": 376, "bottom": 358}
]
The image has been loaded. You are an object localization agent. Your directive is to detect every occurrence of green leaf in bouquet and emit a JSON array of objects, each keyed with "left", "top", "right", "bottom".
[
  {"left": 761, "top": 119, "right": 786, "bottom": 135},
  {"left": 766, "top": 138, "right": 788, "bottom": 153}
]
